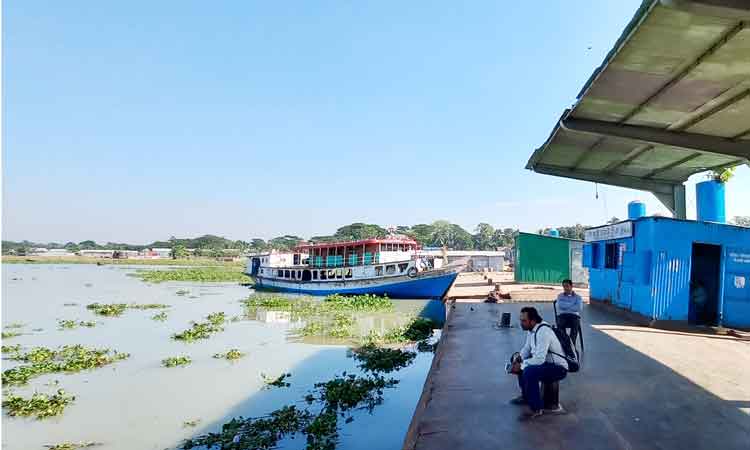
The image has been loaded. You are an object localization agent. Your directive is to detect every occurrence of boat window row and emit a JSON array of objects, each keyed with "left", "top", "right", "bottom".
[
  {"left": 374, "top": 263, "right": 409, "bottom": 276},
  {"left": 276, "top": 268, "right": 353, "bottom": 281}
]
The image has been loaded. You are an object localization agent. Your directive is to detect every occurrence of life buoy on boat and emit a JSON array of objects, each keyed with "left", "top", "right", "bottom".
[{"left": 407, "top": 267, "right": 418, "bottom": 278}]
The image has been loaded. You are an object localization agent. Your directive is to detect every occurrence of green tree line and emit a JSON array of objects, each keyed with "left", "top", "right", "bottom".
[{"left": 7, "top": 215, "right": 749, "bottom": 256}]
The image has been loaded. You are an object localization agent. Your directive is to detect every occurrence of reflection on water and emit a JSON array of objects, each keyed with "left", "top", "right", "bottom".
[{"left": 1, "top": 264, "right": 438, "bottom": 450}]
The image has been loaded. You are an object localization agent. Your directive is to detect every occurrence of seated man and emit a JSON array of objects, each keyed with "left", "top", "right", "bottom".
[
  {"left": 486, "top": 284, "right": 510, "bottom": 303},
  {"left": 555, "top": 279, "right": 582, "bottom": 346},
  {"left": 509, "top": 306, "right": 568, "bottom": 420}
]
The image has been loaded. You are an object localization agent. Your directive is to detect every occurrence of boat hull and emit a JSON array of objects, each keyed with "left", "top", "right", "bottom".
[{"left": 252, "top": 267, "right": 459, "bottom": 299}]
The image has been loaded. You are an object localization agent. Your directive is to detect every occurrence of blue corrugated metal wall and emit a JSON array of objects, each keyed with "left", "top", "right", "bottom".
[{"left": 585, "top": 217, "right": 750, "bottom": 327}]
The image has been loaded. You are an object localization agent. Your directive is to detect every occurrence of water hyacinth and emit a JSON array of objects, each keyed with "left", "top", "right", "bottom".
[
  {"left": 162, "top": 356, "right": 192, "bottom": 367},
  {"left": 261, "top": 373, "right": 291, "bottom": 389},
  {"left": 2, "top": 389, "right": 75, "bottom": 419},
  {"left": 134, "top": 267, "right": 251, "bottom": 283},
  {"left": 44, "top": 442, "right": 102, "bottom": 450},
  {"left": 2, "top": 345, "right": 130, "bottom": 386},
  {"left": 58, "top": 320, "right": 97, "bottom": 330},
  {"left": 349, "top": 344, "right": 417, "bottom": 373},
  {"left": 86, "top": 303, "right": 169, "bottom": 317},
  {"left": 213, "top": 349, "right": 245, "bottom": 360},
  {"left": 172, "top": 312, "right": 226, "bottom": 342},
  {"left": 151, "top": 311, "right": 168, "bottom": 321},
  {"left": 2, "top": 330, "right": 21, "bottom": 339}
]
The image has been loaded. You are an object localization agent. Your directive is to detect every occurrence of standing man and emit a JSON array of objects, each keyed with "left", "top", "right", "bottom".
[
  {"left": 509, "top": 307, "right": 568, "bottom": 420},
  {"left": 555, "top": 279, "right": 582, "bottom": 346}
]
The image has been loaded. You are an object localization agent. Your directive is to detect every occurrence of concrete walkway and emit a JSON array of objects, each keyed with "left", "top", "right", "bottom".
[{"left": 403, "top": 302, "right": 750, "bottom": 450}]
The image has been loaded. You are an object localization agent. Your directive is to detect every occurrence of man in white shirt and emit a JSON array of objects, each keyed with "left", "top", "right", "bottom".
[{"left": 509, "top": 306, "right": 568, "bottom": 420}]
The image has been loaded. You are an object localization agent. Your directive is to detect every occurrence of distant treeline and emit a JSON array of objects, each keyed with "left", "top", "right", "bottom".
[
  {"left": 6, "top": 216, "right": 748, "bottom": 256},
  {"left": 8, "top": 215, "right": 738, "bottom": 256}
]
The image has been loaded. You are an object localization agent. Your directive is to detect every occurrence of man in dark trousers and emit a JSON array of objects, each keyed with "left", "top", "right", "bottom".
[
  {"left": 509, "top": 307, "right": 568, "bottom": 420},
  {"left": 555, "top": 279, "right": 582, "bottom": 346}
]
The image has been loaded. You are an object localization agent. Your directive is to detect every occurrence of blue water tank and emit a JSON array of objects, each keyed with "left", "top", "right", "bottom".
[
  {"left": 547, "top": 229, "right": 560, "bottom": 237},
  {"left": 627, "top": 201, "right": 646, "bottom": 220},
  {"left": 696, "top": 180, "right": 726, "bottom": 223}
]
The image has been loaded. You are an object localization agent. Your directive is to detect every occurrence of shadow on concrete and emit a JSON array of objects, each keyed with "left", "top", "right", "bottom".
[
  {"left": 405, "top": 302, "right": 750, "bottom": 450},
  {"left": 591, "top": 324, "right": 750, "bottom": 342}
]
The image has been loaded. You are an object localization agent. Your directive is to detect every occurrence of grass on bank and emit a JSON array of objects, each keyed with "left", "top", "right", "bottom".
[
  {"left": 133, "top": 266, "right": 251, "bottom": 283},
  {"left": 2, "top": 255, "right": 244, "bottom": 267}
]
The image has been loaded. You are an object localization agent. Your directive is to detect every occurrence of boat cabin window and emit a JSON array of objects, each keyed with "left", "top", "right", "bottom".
[
  {"left": 312, "top": 271, "right": 318, "bottom": 280},
  {"left": 277, "top": 269, "right": 283, "bottom": 277},
  {"left": 293, "top": 254, "right": 300, "bottom": 265},
  {"left": 320, "top": 270, "right": 327, "bottom": 280},
  {"left": 336, "top": 269, "right": 343, "bottom": 279},
  {"left": 260, "top": 269, "right": 264, "bottom": 274},
  {"left": 398, "top": 263, "right": 408, "bottom": 273},
  {"left": 284, "top": 270, "right": 290, "bottom": 279},
  {"left": 328, "top": 269, "right": 335, "bottom": 279},
  {"left": 345, "top": 268, "right": 352, "bottom": 279},
  {"left": 291, "top": 270, "right": 296, "bottom": 280},
  {"left": 386, "top": 265, "right": 396, "bottom": 275},
  {"left": 375, "top": 266, "right": 383, "bottom": 276},
  {"left": 302, "top": 270, "right": 311, "bottom": 282}
]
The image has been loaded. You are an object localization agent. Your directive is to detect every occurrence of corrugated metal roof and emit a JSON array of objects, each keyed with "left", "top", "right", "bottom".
[{"left": 527, "top": 0, "right": 750, "bottom": 216}]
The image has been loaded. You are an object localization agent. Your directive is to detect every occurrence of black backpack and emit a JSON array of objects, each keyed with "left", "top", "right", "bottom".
[{"left": 534, "top": 323, "right": 580, "bottom": 373}]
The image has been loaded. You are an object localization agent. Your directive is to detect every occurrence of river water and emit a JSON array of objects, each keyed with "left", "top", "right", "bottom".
[{"left": 1, "top": 264, "right": 438, "bottom": 450}]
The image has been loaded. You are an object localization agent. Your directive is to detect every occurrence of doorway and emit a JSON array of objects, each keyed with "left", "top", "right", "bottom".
[{"left": 689, "top": 243, "right": 721, "bottom": 326}]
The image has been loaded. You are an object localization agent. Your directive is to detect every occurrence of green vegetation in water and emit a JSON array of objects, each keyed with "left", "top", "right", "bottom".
[
  {"left": 44, "top": 442, "right": 102, "bottom": 450},
  {"left": 244, "top": 294, "right": 402, "bottom": 341},
  {"left": 243, "top": 294, "right": 393, "bottom": 318},
  {"left": 183, "top": 372, "right": 398, "bottom": 450},
  {"left": 1, "top": 330, "right": 21, "bottom": 339},
  {"left": 183, "top": 419, "right": 201, "bottom": 428},
  {"left": 2, "top": 344, "right": 22, "bottom": 355},
  {"left": 172, "top": 312, "right": 226, "bottom": 342},
  {"left": 86, "top": 303, "right": 126, "bottom": 317},
  {"left": 4, "top": 322, "right": 25, "bottom": 329},
  {"left": 349, "top": 344, "right": 417, "bottom": 373},
  {"left": 162, "top": 356, "right": 192, "bottom": 368},
  {"left": 86, "top": 303, "right": 169, "bottom": 317},
  {"left": 58, "top": 320, "right": 97, "bottom": 330},
  {"left": 2, "top": 345, "right": 130, "bottom": 386},
  {"left": 261, "top": 373, "right": 291, "bottom": 389},
  {"left": 364, "top": 318, "right": 436, "bottom": 345},
  {"left": 213, "top": 349, "right": 245, "bottom": 360},
  {"left": 2, "top": 389, "right": 75, "bottom": 419},
  {"left": 151, "top": 311, "right": 168, "bottom": 321},
  {"left": 63, "top": 303, "right": 79, "bottom": 307},
  {"left": 134, "top": 267, "right": 251, "bottom": 283}
]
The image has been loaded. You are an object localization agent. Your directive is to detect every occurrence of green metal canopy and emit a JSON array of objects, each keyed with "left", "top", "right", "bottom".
[{"left": 527, "top": 0, "right": 750, "bottom": 218}]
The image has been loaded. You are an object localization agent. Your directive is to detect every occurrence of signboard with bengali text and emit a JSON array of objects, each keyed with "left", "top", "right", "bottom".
[{"left": 585, "top": 221, "right": 633, "bottom": 242}]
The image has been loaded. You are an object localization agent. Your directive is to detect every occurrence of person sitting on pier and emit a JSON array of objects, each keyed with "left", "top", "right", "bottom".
[
  {"left": 486, "top": 284, "right": 510, "bottom": 303},
  {"left": 509, "top": 306, "right": 568, "bottom": 420},
  {"left": 555, "top": 279, "right": 582, "bottom": 347}
]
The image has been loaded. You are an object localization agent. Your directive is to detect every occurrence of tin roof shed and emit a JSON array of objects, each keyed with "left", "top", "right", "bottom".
[{"left": 527, "top": 0, "right": 750, "bottom": 217}]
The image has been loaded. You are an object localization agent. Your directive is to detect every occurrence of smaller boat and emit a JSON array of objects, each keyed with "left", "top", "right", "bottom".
[{"left": 246, "top": 237, "right": 463, "bottom": 299}]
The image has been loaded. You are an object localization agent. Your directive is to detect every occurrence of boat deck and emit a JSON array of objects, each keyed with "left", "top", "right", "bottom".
[{"left": 403, "top": 302, "right": 750, "bottom": 450}]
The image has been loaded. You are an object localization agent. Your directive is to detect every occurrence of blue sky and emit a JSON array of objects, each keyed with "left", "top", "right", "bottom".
[{"left": 3, "top": 1, "right": 749, "bottom": 243}]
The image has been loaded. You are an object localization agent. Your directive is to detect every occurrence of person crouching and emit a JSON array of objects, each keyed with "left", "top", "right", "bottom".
[{"left": 508, "top": 306, "right": 568, "bottom": 420}]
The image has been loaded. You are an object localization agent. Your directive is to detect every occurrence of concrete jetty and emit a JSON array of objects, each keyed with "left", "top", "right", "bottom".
[{"left": 403, "top": 302, "right": 750, "bottom": 450}]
